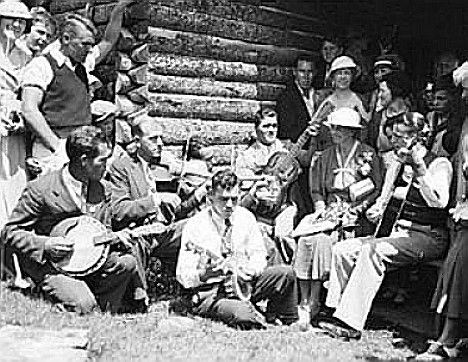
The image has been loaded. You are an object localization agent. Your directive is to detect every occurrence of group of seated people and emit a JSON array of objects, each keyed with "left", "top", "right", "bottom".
[{"left": 1, "top": 1, "right": 468, "bottom": 359}]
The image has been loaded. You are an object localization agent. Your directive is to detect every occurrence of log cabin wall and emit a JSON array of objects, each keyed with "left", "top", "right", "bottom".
[{"left": 47, "top": 0, "right": 327, "bottom": 166}]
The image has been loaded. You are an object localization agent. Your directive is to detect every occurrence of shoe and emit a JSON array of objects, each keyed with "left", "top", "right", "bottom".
[
  {"left": 319, "top": 320, "right": 361, "bottom": 341},
  {"left": 414, "top": 340, "right": 461, "bottom": 360},
  {"left": 296, "top": 305, "right": 311, "bottom": 331}
]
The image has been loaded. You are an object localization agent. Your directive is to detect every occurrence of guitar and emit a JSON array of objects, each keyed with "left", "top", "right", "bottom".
[
  {"left": 185, "top": 241, "right": 253, "bottom": 302},
  {"left": 255, "top": 101, "right": 335, "bottom": 218},
  {"left": 373, "top": 149, "right": 416, "bottom": 238}
]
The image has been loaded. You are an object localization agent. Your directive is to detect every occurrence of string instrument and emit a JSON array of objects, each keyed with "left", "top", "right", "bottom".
[
  {"left": 49, "top": 215, "right": 167, "bottom": 277},
  {"left": 185, "top": 241, "right": 253, "bottom": 302},
  {"left": 292, "top": 198, "right": 360, "bottom": 239},
  {"left": 374, "top": 139, "right": 418, "bottom": 238},
  {"left": 262, "top": 100, "right": 335, "bottom": 184},
  {"left": 254, "top": 100, "right": 335, "bottom": 218},
  {"left": 49, "top": 216, "right": 114, "bottom": 277}
]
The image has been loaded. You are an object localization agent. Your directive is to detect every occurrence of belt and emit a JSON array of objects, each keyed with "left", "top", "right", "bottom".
[{"left": 396, "top": 219, "right": 433, "bottom": 233}]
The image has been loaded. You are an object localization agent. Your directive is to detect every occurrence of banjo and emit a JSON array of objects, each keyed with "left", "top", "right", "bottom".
[
  {"left": 49, "top": 215, "right": 167, "bottom": 277},
  {"left": 49, "top": 216, "right": 113, "bottom": 277},
  {"left": 185, "top": 241, "right": 253, "bottom": 302}
]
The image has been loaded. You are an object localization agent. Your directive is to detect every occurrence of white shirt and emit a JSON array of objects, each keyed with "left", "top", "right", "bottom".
[
  {"left": 20, "top": 40, "right": 100, "bottom": 91},
  {"left": 236, "top": 139, "right": 285, "bottom": 177},
  {"left": 379, "top": 147, "right": 452, "bottom": 209},
  {"left": 176, "top": 206, "right": 267, "bottom": 289}
]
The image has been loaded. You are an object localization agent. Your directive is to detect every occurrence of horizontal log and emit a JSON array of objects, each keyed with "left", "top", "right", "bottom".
[
  {"left": 162, "top": 144, "right": 248, "bottom": 168},
  {"left": 151, "top": 0, "right": 326, "bottom": 33},
  {"left": 147, "top": 93, "right": 275, "bottom": 122},
  {"left": 149, "top": 5, "right": 322, "bottom": 51},
  {"left": 148, "top": 53, "right": 292, "bottom": 83},
  {"left": 50, "top": 0, "right": 113, "bottom": 14},
  {"left": 147, "top": 74, "right": 284, "bottom": 100},
  {"left": 147, "top": 27, "right": 315, "bottom": 66},
  {"left": 129, "top": 113, "right": 254, "bottom": 145}
]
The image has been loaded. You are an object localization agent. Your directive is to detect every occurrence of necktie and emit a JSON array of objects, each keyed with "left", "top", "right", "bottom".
[
  {"left": 221, "top": 218, "right": 232, "bottom": 258},
  {"left": 73, "top": 61, "right": 89, "bottom": 92}
]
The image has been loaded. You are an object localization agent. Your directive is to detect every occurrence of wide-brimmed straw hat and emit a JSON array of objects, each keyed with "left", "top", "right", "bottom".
[
  {"left": 329, "top": 56, "right": 357, "bottom": 74},
  {"left": 325, "top": 107, "right": 362, "bottom": 128},
  {"left": 0, "top": 1, "right": 32, "bottom": 20}
]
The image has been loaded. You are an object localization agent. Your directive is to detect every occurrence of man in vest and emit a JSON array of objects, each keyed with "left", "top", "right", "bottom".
[
  {"left": 21, "top": 0, "right": 135, "bottom": 174},
  {"left": 321, "top": 112, "right": 452, "bottom": 340}
]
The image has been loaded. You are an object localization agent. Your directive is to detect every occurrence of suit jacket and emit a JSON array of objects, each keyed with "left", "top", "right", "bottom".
[
  {"left": 276, "top": 82, "right": 333, "bottom": 155},
  {"left": 108, "top": 152, "right": 203, "bottom": 231},
  {"left": 1, "top": 168, "right": 111, "bottom": 281}
]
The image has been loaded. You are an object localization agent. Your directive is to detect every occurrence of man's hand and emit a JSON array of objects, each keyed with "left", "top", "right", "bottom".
[
  {"left": 450, "top": 201, "right": 468, "bottom": 223},
  {"left": 44, "top": 236, "right": 74, "bottom": 261},
  {"left": 113, "top": 229, "right": 134, "bottom": 251},
  {"left": 25, "top": 157, "right": 43, "bottom": 178},
  {"left": 159, "top": 192, "right": 182, "bottom": 209},
  {"left": 366, "top": 202, "right": 384, "bottom": 224},
  {"left": 199, "top": 259, "right": 226, "bottom": 282},
  {"left": 305, "top": 123, "right": 320, "bottom": 137}
]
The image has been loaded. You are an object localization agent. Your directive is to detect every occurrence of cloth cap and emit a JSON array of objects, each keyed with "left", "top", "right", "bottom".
[
  {"left": 325, "top": 107, "right": 362, "bottom": 128},
  {"left": 0, "top": 1, "right": 32, "bottom": 20},
  {"left": 329, "top": 56, "right": 357, "bottom": 74},
  {"left": 374, "top": 54, "right": 402, "bottom": 70}
]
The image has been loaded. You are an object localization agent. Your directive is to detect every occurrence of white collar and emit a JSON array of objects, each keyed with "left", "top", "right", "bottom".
[{"left": 45, "top": 40, "right": 74, "bottom": 69}]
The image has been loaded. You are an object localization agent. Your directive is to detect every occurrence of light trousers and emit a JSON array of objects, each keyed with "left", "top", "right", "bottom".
[{"left": 326, "top": 223, "right": 448, "bottom": 331}]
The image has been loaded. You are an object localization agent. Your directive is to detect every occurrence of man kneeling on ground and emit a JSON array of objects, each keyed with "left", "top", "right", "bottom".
[{"left": 1, "top": 126, "right": 145, "bottom": 314}]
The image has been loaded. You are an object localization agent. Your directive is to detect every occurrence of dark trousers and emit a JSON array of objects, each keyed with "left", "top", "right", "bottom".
[
  {"left": 151, "top": 219, "right": 185, "bottom": 275},
  {"left": 14, "top": 250, "right": 138, "bottom": 314},
  {"left": 193, "top": 265, "right": 298, "bottom": 329}
]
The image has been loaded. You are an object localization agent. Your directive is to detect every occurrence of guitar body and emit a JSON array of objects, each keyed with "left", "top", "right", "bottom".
[
  {"left": 262, "top": 151, "right": 301, "bottom": 186},
  {"left": 49, "top": 216, "right": 112, "bottom": 277}
]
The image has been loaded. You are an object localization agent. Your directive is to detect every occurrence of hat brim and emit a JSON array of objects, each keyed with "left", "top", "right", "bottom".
[{"left": 325, "top": 121, "right": 363, "bottom": 129}]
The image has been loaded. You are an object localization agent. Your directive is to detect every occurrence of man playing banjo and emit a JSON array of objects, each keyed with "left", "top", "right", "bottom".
[
  {"left": 1, "top": 126, "right": 146, "bottom": 314},
  {"left": 176, "top": 169, "right": 299, "bottom": 329}
]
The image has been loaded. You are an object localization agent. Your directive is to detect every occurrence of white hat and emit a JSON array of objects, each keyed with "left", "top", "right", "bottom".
[
  {"left": 328, "top": 56, "right": 357, "bottom": 75},
  {"left": 325, "top": 108, "right": 362, "bottom": 129},
  {"left": 0, "top": 1, "right": 32, "bottom": 20}
]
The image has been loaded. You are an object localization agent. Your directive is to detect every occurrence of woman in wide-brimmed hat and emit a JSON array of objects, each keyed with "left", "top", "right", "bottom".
[
  {"left": 323, "top": 56, "right": 369, "bottom": 123},
  {"left": 293, "top": 107, "right": 383, "bottom": 329}
]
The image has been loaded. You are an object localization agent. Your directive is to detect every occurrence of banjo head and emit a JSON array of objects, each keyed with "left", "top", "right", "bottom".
[{"left": 50, "top": 216, "right": 110, "bottom": 277}]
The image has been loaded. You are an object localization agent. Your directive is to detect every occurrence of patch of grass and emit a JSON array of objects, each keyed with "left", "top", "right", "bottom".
[{"left": 0, "top": 282, "right": 415, "bottom": 361}]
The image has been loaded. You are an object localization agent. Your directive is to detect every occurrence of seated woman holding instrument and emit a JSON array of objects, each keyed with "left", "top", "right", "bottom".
[{"left": 293, "top": 107, "right": 383, "bottom": 327}]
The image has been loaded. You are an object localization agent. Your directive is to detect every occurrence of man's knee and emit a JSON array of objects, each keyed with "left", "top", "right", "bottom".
[{"left": 42, "top": 274, "right": 98, "bottom": 314}]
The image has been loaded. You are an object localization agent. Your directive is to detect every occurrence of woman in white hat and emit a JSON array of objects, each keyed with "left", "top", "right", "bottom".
[
  {"left": 293, "top": 107, "right": 383, "bottom": 328},
  {"left": 323, "top": 55, "right": 369, "bottom": 123},
  {"left": 0, "top": 0, "right": 32, "bottom": 230}
]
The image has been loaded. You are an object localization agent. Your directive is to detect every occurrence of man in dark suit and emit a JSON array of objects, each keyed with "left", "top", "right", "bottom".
[
  {"left": 108, "top": 117, "right": 207, "bottom": 273},
  {"left": 277, "top": 56, "right": 333, "bottom": 223},
  {"left": 1, "top": 126, "right": 145, "bottom": 314}
]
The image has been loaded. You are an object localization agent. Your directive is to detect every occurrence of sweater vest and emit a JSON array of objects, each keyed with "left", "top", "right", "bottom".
[
  {"left": 388, "top": 151, "right": 448, "bottom": 227},
  {"left": 40, "top": 54, "right": 91, "bottom": 138}
]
